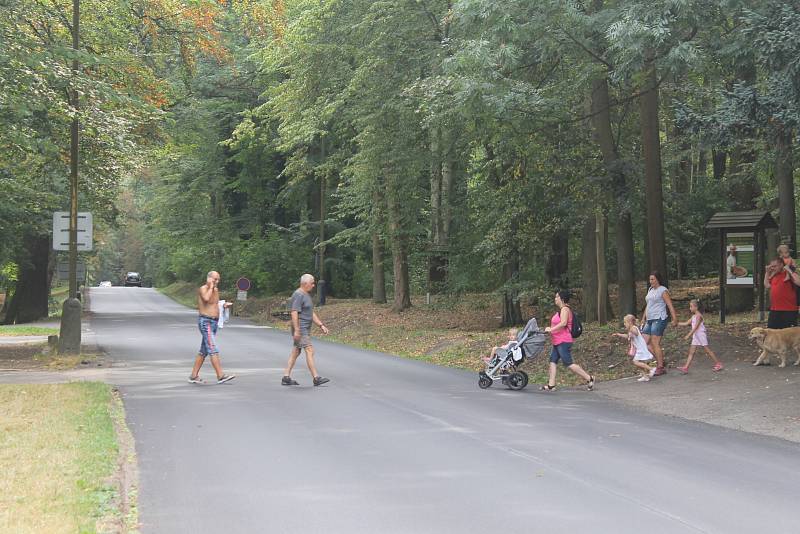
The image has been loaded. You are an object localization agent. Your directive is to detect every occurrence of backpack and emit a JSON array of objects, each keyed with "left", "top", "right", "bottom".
[{"left": 569, "top": 307, "right": 583, "bottom": 338}]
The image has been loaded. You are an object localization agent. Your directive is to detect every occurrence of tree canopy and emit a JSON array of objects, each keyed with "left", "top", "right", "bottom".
[{"left": 2, "top": 0, "right": 798, "bottom": 324}]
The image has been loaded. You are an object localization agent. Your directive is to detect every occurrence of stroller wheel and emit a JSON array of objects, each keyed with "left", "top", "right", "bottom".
[
  {"left": 478, "top": 373, "right": 493, "bottom": 389},
  {"left": 507, "top": 371, "right": 527, "bottom": 391},
  {"left": 518, "top": 371, "right": 529, "bottom": 389}
]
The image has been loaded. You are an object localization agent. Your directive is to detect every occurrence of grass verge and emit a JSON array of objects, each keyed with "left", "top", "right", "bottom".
[
  {"left": 158, "top": 281, "right": 197, "bottom": 308},
  {"left": 36, "top": 350, "right": 105, "bottom": 370},
  {"left": 0, "top": 325, "right": 59, "bottom": 337},
  {"left": 0, "top": 382, "right": 136, "bottom": 533},
  {"left": 49, "top": 285, "right": 71, "bottom": 318}
]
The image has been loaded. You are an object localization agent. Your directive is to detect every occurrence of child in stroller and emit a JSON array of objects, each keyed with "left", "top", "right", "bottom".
[
  {"left": 482, "top": 328, "right": 519, "bottom": 363},
  {"left": 478, "top": 318, "right": 547, "bottom": 391}
]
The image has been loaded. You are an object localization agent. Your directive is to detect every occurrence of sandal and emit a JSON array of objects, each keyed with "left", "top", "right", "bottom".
[
  {"left": 586, "top": 375, "right": 595, "bottom": 391},
  {"left": 540, "top": 384, "right": 556, "bottom": 391}
]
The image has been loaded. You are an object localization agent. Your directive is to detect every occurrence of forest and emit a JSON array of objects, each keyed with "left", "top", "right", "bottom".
[{"left": 1, "top": 0, "right": 799, "bottom": 326}]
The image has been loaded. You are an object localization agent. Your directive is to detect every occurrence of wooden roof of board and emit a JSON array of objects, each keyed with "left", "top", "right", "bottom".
[{"left": 705, "top": 211, "right": 778, "bottom": 230}]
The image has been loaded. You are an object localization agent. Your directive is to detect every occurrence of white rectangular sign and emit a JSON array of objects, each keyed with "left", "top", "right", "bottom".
[
  {"left": 237, "top": 290, "right": 248, "bottom": 301},
  {"left": 53, "top": 211, "right": 92, "bottom": 251}
]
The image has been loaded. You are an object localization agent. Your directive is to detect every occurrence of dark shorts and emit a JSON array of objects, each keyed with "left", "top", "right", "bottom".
[
  {"left": 642, "top": 318, "right": 668, "bottom": 337},
  {"left": 767, "top": 310, "right": 798, "bottom": 329},
  {"left": 550, "top": 342, "right": 574, "bottom": 367},
  {"left": 198, "top": 315, "right": 219, "bottom": 357}
]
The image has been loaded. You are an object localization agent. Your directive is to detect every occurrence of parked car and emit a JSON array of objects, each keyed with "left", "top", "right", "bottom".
[
  {"left": 124, "top": 272, "right": 142, "bottom": 287},
  {"left": 99, "top": 281, "right": 112, "bottom": 287}
]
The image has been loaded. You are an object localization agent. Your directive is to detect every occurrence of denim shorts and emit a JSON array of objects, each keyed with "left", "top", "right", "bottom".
[
  {"left": 198, "top": 315, "right": 219, "bottom": 357},
  {"left": 642, "top": 318, "right": 668, "bottom": 337},
  {"left": 549, "top": 342, "right": 574, "bottom": 367}
]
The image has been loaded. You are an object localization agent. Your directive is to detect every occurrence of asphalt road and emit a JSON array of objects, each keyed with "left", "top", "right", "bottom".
[{"left": 92, "top": 287, "right": 800, "bottom": 534}]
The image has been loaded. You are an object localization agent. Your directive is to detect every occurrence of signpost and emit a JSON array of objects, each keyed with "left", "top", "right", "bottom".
[
  {"left": 57, "top": 260, "right": 86, "bottom": 282},
  {"left": 236, "top": 277, "right": 250, "bottom": 301},
  {"left": 59, "top": 0, "right": 82, "bottom": 354}
]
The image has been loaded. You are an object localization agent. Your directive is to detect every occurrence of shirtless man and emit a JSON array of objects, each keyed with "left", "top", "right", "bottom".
[{"left": 189, "top": 270, "right": 236, "bottom": 384}]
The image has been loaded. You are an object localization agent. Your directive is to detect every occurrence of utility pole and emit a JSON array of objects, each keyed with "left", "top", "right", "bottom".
[
  {"left": 69, "top": 0, "right": 79, "bottom": 299},
  {"left": 59, "top": 0, "right": 82, "bottom": 354}
]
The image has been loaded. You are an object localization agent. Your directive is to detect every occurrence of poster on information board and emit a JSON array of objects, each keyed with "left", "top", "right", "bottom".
[{"left": 725, "top": 233, "right": 754, "bottom": 286}]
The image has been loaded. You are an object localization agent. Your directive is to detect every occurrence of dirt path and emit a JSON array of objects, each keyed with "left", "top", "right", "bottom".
[{"left": 597, "top": 322, "right": 800, "bottom": 443}]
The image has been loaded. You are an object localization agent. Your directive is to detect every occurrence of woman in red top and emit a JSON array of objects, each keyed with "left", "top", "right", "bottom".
[{"left": 765, "top": 245, "right": 800, "bottom": 329}]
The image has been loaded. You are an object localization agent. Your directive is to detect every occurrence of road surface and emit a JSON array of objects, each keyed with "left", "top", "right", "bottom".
[{"left": 91, "top": 287, "right": 799, "bottom": 534}]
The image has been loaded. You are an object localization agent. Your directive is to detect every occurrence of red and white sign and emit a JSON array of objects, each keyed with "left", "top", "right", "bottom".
[{"left": 236, "top": 277, "right": 251, "bottom": 291}]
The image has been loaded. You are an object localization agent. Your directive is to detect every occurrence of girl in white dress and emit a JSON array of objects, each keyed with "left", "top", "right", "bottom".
[{"left": 612, "top": 314, "right": 655, "bottom": 382}]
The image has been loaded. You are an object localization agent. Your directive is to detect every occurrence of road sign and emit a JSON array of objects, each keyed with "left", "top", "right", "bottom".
[
  {"left": 53, "top": 211, "right": 92, "bottom": 251},
  {"left": 237, "top": 290, "right": 248, "bottom": 301},
  {"left": 57, "top": 261, "right": 86, "bottom": 281},
  {"left": 236, "top": 277, "right": 251, "bottom": 291}
]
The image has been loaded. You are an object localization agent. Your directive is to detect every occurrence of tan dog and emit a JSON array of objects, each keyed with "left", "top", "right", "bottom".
[{"left": 748, "top": 327, "right": 800, "bottom": 367}]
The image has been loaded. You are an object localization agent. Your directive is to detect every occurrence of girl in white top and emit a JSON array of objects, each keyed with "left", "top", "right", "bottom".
[{"left": 612, "top": 314, "right": 655, "bottom": 382}]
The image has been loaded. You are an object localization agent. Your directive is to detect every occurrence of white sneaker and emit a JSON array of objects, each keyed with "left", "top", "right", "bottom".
[
  {"left": 637, "top": 375, "right": 650, "bottom": 382},
  {"left": 648, "top": 367, "right": 657, "bottom": 377}
]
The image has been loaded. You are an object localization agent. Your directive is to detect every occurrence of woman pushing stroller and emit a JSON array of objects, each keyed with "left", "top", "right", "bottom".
[{"left": 541, "top": 290, "right": 595, "bottom": 391}]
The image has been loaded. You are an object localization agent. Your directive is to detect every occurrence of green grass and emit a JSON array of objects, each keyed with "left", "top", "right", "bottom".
[
  {"left": 158, "top": 281, "right": 197, "bottom": 308},
  {"left": 0, "top": 382, "right": 127, "bottom": 533},
  {"left": 0, "top": 325, "right": 58, "bottom": 337},
  {"left": 49, "top": 285, "right": 71, "bottom": 318}
]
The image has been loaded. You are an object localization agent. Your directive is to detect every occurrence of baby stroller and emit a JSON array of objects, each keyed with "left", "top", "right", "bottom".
[{"left": 478, "top": 318, "right": 547, "bottom": 391}]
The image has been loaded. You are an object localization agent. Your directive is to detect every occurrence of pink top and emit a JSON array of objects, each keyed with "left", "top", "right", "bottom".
[
  {"left": 550, "top": 308, "right": 573, "bottom": 346},
  {"left": 691, "top": 314, "right": 708, "bottom": 346}
]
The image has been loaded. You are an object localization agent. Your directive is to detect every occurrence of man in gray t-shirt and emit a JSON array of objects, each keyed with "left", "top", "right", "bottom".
[
  {"left": 291, "top": 288, "right": 314, "bottom": 335},
  {"left": 282, "top": 274, "right": 331, "bottom": 386}
]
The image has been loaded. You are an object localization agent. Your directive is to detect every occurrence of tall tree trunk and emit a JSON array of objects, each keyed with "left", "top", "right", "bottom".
[
  {"left": 582, "top": 219, "right": 599, "bottom": 322},
  {"left": 372, "top": 185, "right": 386, "bottom": 304},
  {"left": 671, "top": 126, "right": 692, "bottom": 195},
  {"left": 545, "top": 230, "right": 569, "bottom": 287},
  {"left": 639, "top": 59, "right": 668, "bottom": 280},
  {"left": 671, "top": 119, "right": 691, "bottom": 280},
  {"left": 387, "top": 177, "right": 411, "bottom": 312},
  {"left": 728, "top": 61, "right": 760, "bottom": 208},
  {"left": 3, "top": 234, "right": 50, "bottom": 324},
  {"left": 428, "top": 129, "right": 452, "bottom": 292},
  {"left": 501, "top": 239, "right": 523, "bottom": 327},
  {"left": 0, "top": 290, "right": 9, "bottom": 321},
  {"left": 429, "top": 128, "right": 442, "bottom": 247},
  {"left": 729, "top": 150, "right": 759, "bottom": 208},
  {"left": 596, "top": 213, "right": 609, "bottom": 322},
  {"left": 318, "top": 175, "right": 326, "bottom": 282},
  {"left": 615, "top": 212, "right": 637, "bottom": 315},
  {"left": 696, "top": 148, "right": 708, "bottom": 183},
  {"left": 775, "top": 126, "right": 796, "bottom": 254},
  {"left": 315, "top": 139, "right": 327, "bottom": 287},
  {"left": 440, "top": 155, "right": 453, "bottom": 244},
  {"left": 712, "top": 149, "right": 727, "bottom": 180},
  {"left": 590, "top": 76, "right": 636, "bottom": 316}
]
